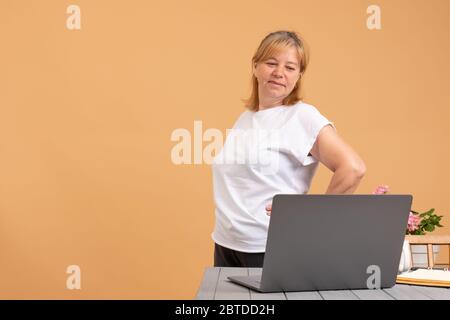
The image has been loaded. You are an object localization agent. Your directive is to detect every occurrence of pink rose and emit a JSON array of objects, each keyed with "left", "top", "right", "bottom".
[{"left": 407, "top": 212, "right": 421, "bottom": 232}]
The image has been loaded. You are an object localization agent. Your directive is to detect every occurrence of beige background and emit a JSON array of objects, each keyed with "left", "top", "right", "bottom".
[{"left": 1, "top": 0, "right": 449, "bottom": 299}]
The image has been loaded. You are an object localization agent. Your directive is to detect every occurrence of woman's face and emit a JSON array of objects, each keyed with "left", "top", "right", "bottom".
[{"left": 253, "top": 46, "right": 301, "bottom": 106}]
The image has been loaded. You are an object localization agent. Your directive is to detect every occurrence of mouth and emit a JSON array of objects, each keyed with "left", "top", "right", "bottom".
[{"left": 268, "top": 81, "right": 285, "bottom": 87}]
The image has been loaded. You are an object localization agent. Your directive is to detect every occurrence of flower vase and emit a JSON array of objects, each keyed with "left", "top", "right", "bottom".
[
  {"left": 398, "top": 240, "right": 412, "bottom": 273},
  {"left": 410, "top": 244, "right": 440, "bottom": 267}
]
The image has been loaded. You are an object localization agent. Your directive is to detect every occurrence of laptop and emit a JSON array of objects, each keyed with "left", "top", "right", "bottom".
[{"left": 228, "top": 194, "right": 412, "bottom": 292}]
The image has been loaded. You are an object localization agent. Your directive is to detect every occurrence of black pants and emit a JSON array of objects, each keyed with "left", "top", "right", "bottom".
[{"left": 214, "top": 243, "right": 265, "bottom": 267}]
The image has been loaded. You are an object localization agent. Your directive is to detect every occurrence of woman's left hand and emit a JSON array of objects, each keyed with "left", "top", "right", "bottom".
[{"left": 265, "top": 203, "right": 272, "bottom": 216}]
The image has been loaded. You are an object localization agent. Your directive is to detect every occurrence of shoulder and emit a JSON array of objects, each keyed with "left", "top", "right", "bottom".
[
  {"left": 286, "top": 101, "right": 336, "bottom": 134},
  {"left": 287, "top": 101, "right": 328, "bottom": 125},
  {"left": 290, "top": 101, "right": 322, "bottom": 116}
]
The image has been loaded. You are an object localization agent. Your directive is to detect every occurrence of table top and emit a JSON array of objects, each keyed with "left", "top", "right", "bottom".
[{"left": 196, "top": 267, "right": 450, "bottom": 300}]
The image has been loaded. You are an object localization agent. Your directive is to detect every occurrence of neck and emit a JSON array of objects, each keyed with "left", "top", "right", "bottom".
[{"left": 258, "top": 98, "right": 283, "bottom": 111}]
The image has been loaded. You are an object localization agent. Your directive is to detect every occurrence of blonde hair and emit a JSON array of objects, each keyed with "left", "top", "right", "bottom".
[{"left": 243, "top": 31, "right": 310, "bottom": 111}]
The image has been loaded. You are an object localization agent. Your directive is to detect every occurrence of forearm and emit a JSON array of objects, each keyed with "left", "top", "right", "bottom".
[{"left": 325, "top": 167, "right": 365, "bottom": 194}]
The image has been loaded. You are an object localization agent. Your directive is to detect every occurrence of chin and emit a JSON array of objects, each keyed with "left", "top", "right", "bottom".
[{"left": 267, "top": 92, "right": 285, "bottom": 99}]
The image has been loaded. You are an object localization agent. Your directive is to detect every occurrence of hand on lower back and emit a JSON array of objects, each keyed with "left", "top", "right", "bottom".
[{"left": 265, "top": 203, "right": 272, "bottom": 216}]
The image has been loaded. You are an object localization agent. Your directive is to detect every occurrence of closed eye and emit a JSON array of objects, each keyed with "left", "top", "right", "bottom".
[{"left": 266, "top": 62, "right": 295, "bottom": 71}]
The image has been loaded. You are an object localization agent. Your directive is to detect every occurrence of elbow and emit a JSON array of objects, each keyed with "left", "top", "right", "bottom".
[
  {"left": 338, "top": 160, "right": 366, "bottom": 180},
  {"left": 334, "top": 159, "right": 367, "bottom": 182},
  {"left": 352, "top": 161, "right": 367, "bottom": 180}
]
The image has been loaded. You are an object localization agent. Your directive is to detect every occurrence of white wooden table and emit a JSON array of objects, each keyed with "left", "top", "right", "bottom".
[{"left": 196, "top": 267, "right": 450, "bottom": 300}]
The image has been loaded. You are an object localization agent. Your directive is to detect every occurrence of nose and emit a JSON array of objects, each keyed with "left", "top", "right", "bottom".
[{"left": 272, "top": 65, "right": 284, "bottom": 78}]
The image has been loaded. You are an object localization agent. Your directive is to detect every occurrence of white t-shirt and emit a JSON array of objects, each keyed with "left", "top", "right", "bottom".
[{"left": 211, "top": 101, "right": 336, "bottom": 252}]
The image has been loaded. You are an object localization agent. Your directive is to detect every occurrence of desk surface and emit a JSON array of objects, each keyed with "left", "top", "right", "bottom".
[{"left": 196, "top": 267, "right": 450, "bottom": 300}]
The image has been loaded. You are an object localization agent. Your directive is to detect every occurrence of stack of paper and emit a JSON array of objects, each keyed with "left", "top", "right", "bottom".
[{"left": 397, "top": 269, "right": 450, "bottom": 287}]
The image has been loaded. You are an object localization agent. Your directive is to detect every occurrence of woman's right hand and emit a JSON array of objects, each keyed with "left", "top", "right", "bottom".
[{"left": 265, "top": 203, "right": 272, "bottom": 216}]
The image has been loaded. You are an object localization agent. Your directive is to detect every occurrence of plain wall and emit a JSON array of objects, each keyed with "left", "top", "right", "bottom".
[{"left": 1, "top": 0, "right": 449, "bottom": 298}]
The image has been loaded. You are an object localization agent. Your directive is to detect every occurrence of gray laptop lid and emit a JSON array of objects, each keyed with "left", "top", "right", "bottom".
[{"left": 257, "top": 194, "right": 412, "bottom": 292}]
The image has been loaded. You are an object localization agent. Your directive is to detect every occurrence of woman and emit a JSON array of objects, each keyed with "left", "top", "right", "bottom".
[{"left": 211, "top": 31, "right": 366, "bottom": 267}]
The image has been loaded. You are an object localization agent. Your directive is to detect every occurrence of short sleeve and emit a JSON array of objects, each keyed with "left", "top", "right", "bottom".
[{"left": 287, "top": 104, "right": 336, "bottom": 166}]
